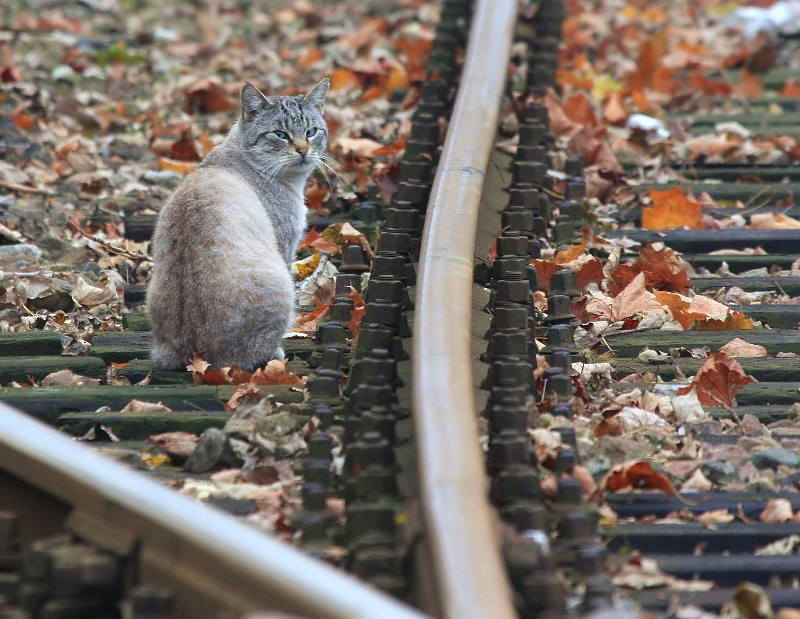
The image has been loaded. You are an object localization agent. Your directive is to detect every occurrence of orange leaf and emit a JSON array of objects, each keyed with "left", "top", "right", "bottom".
[
  {"left": 169, "top": 130, "right": 201, "bottom": 162},
  {"left": 11, "top": 111, "right": 36, "bottom": 130},
  {"left": 187, "top": 352, "right": 234, "bottom": 385},
  {"left": 185, "top": 78, "right": 234, "bottom": 114},
  {"left": 601, "top": 460, "right": 673, "bottom": 496},
  {"left": 642, "top": 187, "right": 702, "bottom": 230},
  {"left": 157, "top": 157, "right": 197, "bottom": 175},
  {"left": 692, "top": 310, "right": 754, "bottom": 331},
  {"left": 297, "top": 46, "right": 324, "bottom": 69},
  {"left": 329, "top": 68, "right": 361, "bottom": 91},
  {"left": 305, "top": 181, "right": 330, "bottom": 214},
  {"left": 486, "top": 239, "right": 497, "bottom": 267},
  {"left": 628, "top": 32, "right": 666, "bottom": 90},
  {"left": 653, "top": 291, "right": 705, "bottom": 330},
  {"left": 676, "top": 351, "right": 755, "bottom": 407},
  {"left": 250, "top": 359, "right": 305, "bottom": 386},
  {"left": 384, "top": 62, "right": 410, "bottom": 93},
  {"left": 575, "top": 257, "right": 604, "bottom": 292},
  {"left": 294, "top": 294, "right": 332, "bottom": 334},
  {"left": 608, "top": 244, "right": 691, "bottom": 296},
  {"left": 297, "top": 229, "right": 323, "bottom": 252},
  {"left": 562, "top": 92, "right": 597, "bottom": 127},
  {"left": 603, "top": 91, "right": 627, "bottom": 125},
  {"left": 733, "top": 69, "right": 764, "bottom": 99},
  {"left": 780, "top": 79, "right": 800, "bottom": 98},
  {"left": 530, "top": 259, "right": 560, "bottom": 294},
  {"left": 225, "top": 382, "right": 262, "bottom": 411},
  {"left": 347, "top": 287, "right": 366, "bottom": 342},
  {"left": 554, "top": 243, "right": 586, "bottom": 264}
]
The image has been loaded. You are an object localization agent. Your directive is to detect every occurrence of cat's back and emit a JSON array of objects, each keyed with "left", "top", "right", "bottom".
[{"left": 153, "top": 165, "right": 276, "bottom": 259}]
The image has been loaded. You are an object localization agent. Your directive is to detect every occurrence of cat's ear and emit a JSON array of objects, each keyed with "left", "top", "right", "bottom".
[
  {"left": 303, "top": 77, "right": 329, "bottom": 113},
  {"left": 240, "top": 82, "right": 273, "bottom": 122}
]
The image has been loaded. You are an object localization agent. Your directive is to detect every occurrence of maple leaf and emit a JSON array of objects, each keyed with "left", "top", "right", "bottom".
[
  {"left": 294, "top": 293, "right": 332, "bottom": 334},
  {"left": 601, "top": 460, "right": 674, "bottom": 496},
  {"left": 653, "top": 291, "right": 706, "bottom": 329},
  {"left": 677, "top": 351, "right": 755, "bottom": 408},
  {"left": 250, "top": 359, "right": 305, "bottom": 386},
  {"left": 608, "top": 244, "right": 690, "bottom": 296},
  {"left": 693, "top": 310, "right": 754, "bottom": 331},
  {"left": 609, "top": 272, "right": 666, "bottom": 322},
  {"left": 225, "top": 382, "right": 262, "bottom": 411},
  {"left": 297, "top": 229, "right": 339, "bottom": 255},
  {"left": 187, "top": 352, "right": 233, "bottom": 385},
  {"left": 642, "top": 188, "right": 702, "bottom": 230}
]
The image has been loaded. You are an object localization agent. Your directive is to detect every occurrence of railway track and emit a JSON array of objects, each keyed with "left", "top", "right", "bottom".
[{"left": 5, "top": 0, "right": 800, "bottom": 617}]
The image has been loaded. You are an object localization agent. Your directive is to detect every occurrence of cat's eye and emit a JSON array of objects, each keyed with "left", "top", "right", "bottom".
[
  {"left": 306, "top": 128, "right": 318, "bottom": 138},
  {"left": 273, "top": 130, "right": 289, "bottom": 140}
]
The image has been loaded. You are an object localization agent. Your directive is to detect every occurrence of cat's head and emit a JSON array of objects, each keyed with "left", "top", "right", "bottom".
[{"left": 237, "top": 78, "right": 329, "bottom": 181}]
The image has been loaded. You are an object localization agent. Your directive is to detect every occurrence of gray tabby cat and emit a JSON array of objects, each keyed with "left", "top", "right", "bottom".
[{"left": 147, "top": 78, "right": 329, "bottom": 370}]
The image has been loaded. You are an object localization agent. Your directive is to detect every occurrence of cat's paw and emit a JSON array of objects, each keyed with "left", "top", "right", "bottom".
[{"left": 274, "top": 346, "right": 286, "bottom": 360}]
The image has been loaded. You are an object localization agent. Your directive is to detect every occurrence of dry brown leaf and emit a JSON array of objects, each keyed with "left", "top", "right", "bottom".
[
  {"left": 750, "top": 212, "right": 800, "bottom": 229},
  {"left": 719, "top": 338, "right": 768, "bottom": 358},
  {"left": 608, "top": 244, "right": 691, "bottom": 295},
  {"left": 601, "top": 459, "right": 674, "bottom": 495},
  {"left": 610, "top": 272, "right": 666, "bottom": 321},
  {"left": 761, "top": 498, "right": 794, "bottom": 523},
  {"left": 121, "top": 399, "right": 173, "bottom": 413},
  {"left": 677, "top": 351, "right": 755, "bottom": 408},
  {"left": 40, "top": 369, "right": 101, "bottom": 387}
]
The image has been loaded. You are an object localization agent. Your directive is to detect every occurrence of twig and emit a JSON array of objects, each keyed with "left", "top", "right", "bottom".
[
  {"left": 0, "top": 179, "right": 49, "bottom": 195},
  {"left": 68, "top": 221, "right": 151, "bottom": 262}
]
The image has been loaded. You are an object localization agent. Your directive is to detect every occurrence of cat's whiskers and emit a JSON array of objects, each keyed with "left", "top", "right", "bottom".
[{"left": 314, "top": 157, "right": 344, "bottom": 186}]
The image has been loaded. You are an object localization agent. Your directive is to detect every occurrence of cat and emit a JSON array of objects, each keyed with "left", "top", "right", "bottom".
[{"left": 146, "top": 78, "right": 329, "bottom": 370}]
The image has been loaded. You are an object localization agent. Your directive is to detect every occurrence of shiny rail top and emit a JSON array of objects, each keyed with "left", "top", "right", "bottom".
[
  {"left": 412, "top": 0, "right": 519, "bottom": 617},
  {"left": 0, "top": 401, "right": 425, "bottom": 619}
]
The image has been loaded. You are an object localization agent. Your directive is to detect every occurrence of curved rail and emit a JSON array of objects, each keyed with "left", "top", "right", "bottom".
[
  {"left": 0, "top": 402, "right": 424, "bottom": 619},
  {"left": 412, "top": 0, "right": 518, "bottom": 617}
]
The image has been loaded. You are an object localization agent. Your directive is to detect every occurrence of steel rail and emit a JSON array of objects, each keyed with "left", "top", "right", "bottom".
[
  {"left": 0, "top": 402, "right": 426, "bottom": 619},
  {"left": 411, "top": 0, "right": 518, "bottom": 617}
]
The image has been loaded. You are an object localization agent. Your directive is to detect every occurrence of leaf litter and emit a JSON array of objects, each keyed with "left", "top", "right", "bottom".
[{"left": 0, "top": 0, "right": 439, "bottom": 549}]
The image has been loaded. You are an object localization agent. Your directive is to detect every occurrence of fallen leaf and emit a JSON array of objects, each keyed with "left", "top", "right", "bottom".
[
  {"left": 328, "top": 67, "right": 362, "bottom": 91},
  {"left": 719, "top": 338, "right": 768, "bottom": 358},
  {"left": 225, "top": 382, "right": 262, "bottom": 411},
  {"left": 761, "top": 498, "right": 794, "bottom": 523},
  {"left": 250, "top": 359, "right": 305, "bottom": 386},
  {"left": 601, "top": 460, "right": 674, "bottom": 495},
  {"left": 643, "top": 187, "right": 702, "bottom": 230},
  {"left": 608, "top": 244, "right": 691, "bottom": 296},
  {"left": 294, "top": 293, "right": 332, "bottom": 334},
  {"left": 185, "top": 78, "right": 234, "bottom": 114},
  {"left": 347, "top": 286, "right": 366, "bottom": 341},
  {"left": 71, "top": 277, "right": 118, "bottom": 307},
  {"left": 40, "top": 369, "right": 101, "bottom": 387},
  {"left": 677, "top": 351, "right": 755, "bottom": 408},
  {"left": 157, "top": 157, "right": 197, "bottom": 175},
  {"left": 610, "top": 272, "right": 666, "bottom": 321},
  {"left": 121, "top": 399, "right": 173, "bottom": 413}
]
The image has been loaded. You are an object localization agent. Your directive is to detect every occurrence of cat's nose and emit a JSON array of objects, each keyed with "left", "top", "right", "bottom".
[{"left": 296, "top": 143, "right": 309, "bottom": 157}]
